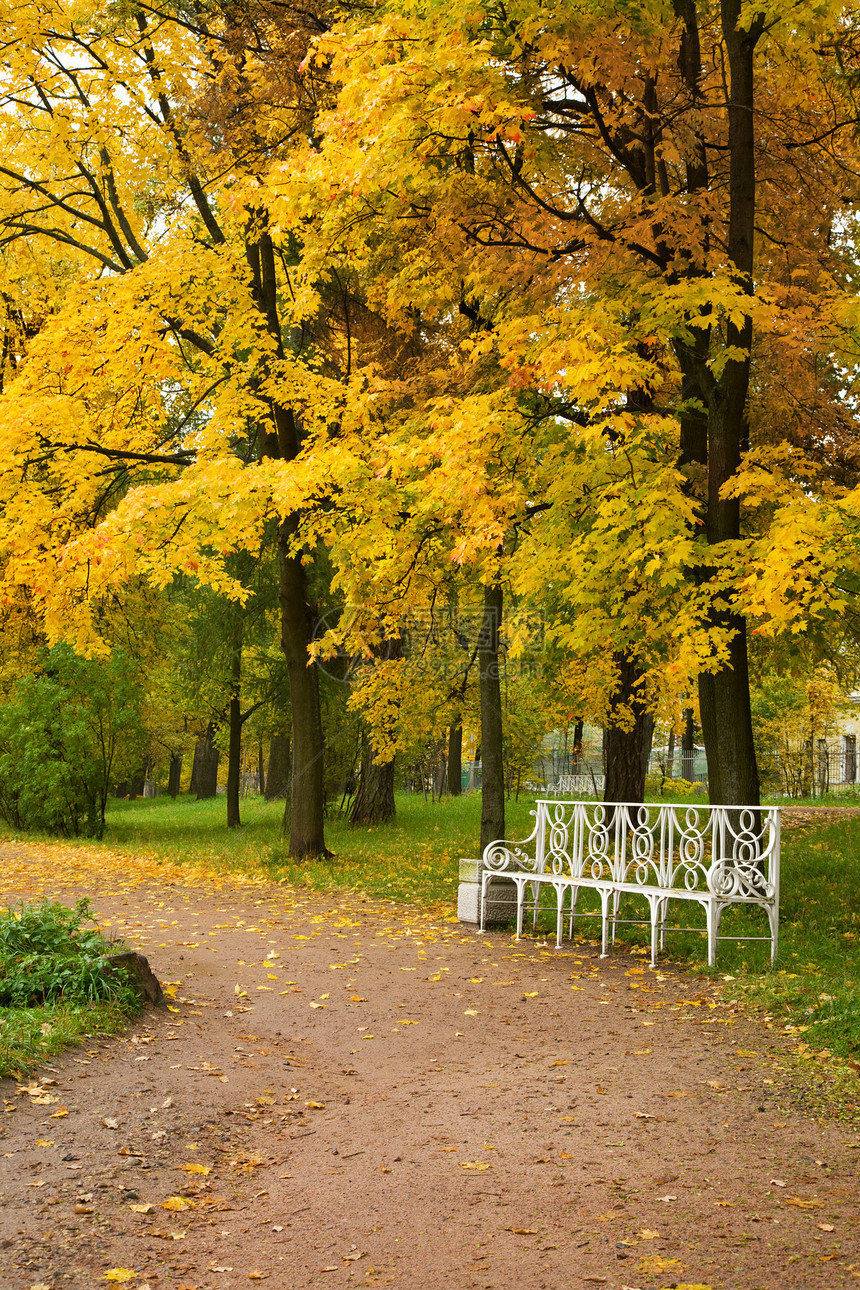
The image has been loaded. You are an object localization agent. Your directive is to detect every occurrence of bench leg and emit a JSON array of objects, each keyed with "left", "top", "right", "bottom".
[
  {"left": 555, "top": 883, "right": 565, "bottom": 949},
  {"left": 531, "top": 879, "right": 541, "bottom": 931},
  {"left": 610, "top": 888, "right": 621, "bottom": 947},
  {"left": 649, "top": 895, "right": 661, "bottom": 967},
  {"left": 767, "top": 903, "right": 779, "bottom": 966},
  {"left": 599, "top": 889, "right": 612, "bottom": 958},
  {"left": 568, "top": 885, "right": 579, "bottom": 941},
  {"left": 706, "top": 901, "right": 718, "bottom": 968},
  {"left": 479, "top": 873, "right": 489, "bottom": 934},
  {"left": 515, "top": 878, "right": 526, "bottom": 942}
]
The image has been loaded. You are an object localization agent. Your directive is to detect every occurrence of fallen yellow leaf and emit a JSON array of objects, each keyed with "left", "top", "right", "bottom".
[
  {"left": 638, "top": 1255, "right": 684, "bottom": 1274},
  {"left": 178, "top": 1162, "right": 211, "bottom": 1175},
  {"left": 103, "top": 1272, "right": 136, "bottom": 1284},
  {"left": 460, "top": 1161, "right": 490, "bottom": 1171},
  {"left": 161, "top": 1196, "right": 195, "bottom": 1211}
]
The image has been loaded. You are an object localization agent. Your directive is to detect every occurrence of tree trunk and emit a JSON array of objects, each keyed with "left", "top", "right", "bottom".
[
  {"left": 695, "top": 3, "right": 762, "bottom": 807},
  {"left": 226, "top": 630, "right": 242, "bottom": 829},
  {"left": 258, "top": 737, "right": 265, "bottom": 796},
  {"left": 680, "top": 707, "right": 696, "bottom": 781},
  {"left": 572, "top": 719, "right": 584, "bottom": 773},
  {"left": 189, "top": 733, "right": 203, "bottom": 796},
  {"left": 245, "top": 224, "right": 328, "bottom": 858},
  {"left": 671, "top": 1, "right": 760, "bottom": 808},
  {"left": 479, "top": 583, "right": 505, "bottom": 853},
  {"left": 278, "top": 515, "right": 329, "bottom": 857},
  {"left": 604, "top": 651, "right": 650, "bottom": 804},
  {"left": 447, "top": 720, "right": 463, "bottom": 797},
  {"left": 641, "top": 712, "right": 655, "bottom": 782},
  {"left": 167, "top": 752, "right": 182, "bottom": 799},
  {"left": 194, "top": 724, "right": 219, "bottom": 800},
  {"left": 266, "top": 733, "right": 291, "bottom": 800},
  {"left": 350, "top": 743, "right": 395, "bottom": 825}
]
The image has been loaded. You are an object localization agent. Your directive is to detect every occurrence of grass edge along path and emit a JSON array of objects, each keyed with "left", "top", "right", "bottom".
[
  {"left": 0, "top": 898, "right": 144, "bottom": 1077},
  {"left": 0, "top": 792, "right": 858, "bottom": 1093}
]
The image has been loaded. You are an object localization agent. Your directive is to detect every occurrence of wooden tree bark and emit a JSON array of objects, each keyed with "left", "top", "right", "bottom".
[
  {"left": 479, "top": 583, "right": 505, "bottom": 853},
  {"left": 167, "top": 752, "right": 182, "bottom": 798},
  {"left": 447, "top": 720, "right": 463, "bottom": 797},
  {"left": 694, "top": 0, "right": 762, "bottom": 807},
  {"left": 226, "top": 628, "right": 242, "bottom": 829},
  {"left": 246, "top": 226, "right": 328, "bottom": 859},
  {"left": 349, "top": 744, "right": 395, "bottom": 825},
  {"left": 673, "top": 0, "right": 761, "bottom": 807},
  {"left": 604, "top": 651, "right": 651, "bottom": 804},
  {"left": 572, "top": 719, "right": 584, "bottom": 773},
  {"left": 193, "top": 725, "right": 219, "bottom": 800},
  {"left": 266, "top": 733, "right": 291, "bottom": 800},
  {"left": 278, "top": 514, "right": 328, "bottom": 855}
]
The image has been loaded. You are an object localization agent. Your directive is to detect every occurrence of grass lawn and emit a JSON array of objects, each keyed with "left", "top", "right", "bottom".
[{"left": 5, "top": 789, "right": 860, "bottom": 1067}]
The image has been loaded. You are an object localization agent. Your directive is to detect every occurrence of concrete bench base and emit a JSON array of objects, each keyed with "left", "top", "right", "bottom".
[{"left": 457, "top": 858, "right": 518, "bottom": 926}]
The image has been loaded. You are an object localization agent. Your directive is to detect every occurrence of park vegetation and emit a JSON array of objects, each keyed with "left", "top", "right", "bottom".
[{"left": 0, "top": 0, "right": 858, "bottom": 857}]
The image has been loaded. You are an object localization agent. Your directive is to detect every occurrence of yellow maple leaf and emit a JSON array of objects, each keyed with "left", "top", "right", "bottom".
[
  {"left": 103, "top": 1272, "right": 136, "bottom": 1284},
  {"left": 178, "top": 1162, "right": 211, "bottom": 1175},
  {"left": 161, "top": 1196, "right": 195, "bottom": 1210}
]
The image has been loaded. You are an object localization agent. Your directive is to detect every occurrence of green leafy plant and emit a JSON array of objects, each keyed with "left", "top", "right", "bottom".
[
  {"left": 0, "top": 898, "right": 137, "bottom": 1007},
  {"left": 0, "top": 897, "right": 144, "bottom": 1076},
  {"left": 0, "top": 643, "right": 145, "bottom": 838}
]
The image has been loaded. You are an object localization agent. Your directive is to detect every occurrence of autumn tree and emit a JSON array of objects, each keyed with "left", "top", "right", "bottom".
[
  {"left": 265, "top": 0, "right": 860, "bottom": 807},
  {"left": 0, "top": 0, "right": 360, "bottom": 854}
]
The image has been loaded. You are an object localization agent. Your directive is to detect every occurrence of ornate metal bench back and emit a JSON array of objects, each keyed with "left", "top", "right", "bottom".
[{"left": 536, "top": 799, "right": 780, "bottom": 897}]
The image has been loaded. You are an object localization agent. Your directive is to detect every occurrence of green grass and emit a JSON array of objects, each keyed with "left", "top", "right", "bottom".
[
  {"left": 0, "top": 998, "right": 138, "bottom": 1078},
  {"left": 99, "top": 790, "right": 538, "bottom": 905},
  {"left": 528, "top": 814, "right": 860, "bottom": 1063},
  {"left": 7, "top": 791, "right": 860, "bottom": 1069},
  {"left": 0, "top": 899, "right": 143, "bottom": 1077}
]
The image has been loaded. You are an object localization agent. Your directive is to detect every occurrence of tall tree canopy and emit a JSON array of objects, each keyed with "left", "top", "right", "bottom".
[
  {"left": 260, "top": 0, "right": 860, "bottom": 803},
  {"left": 0, "top": 0, "right": 859, "bottom": 820}
]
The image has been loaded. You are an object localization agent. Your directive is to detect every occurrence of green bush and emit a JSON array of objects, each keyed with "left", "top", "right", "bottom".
[
  {"left": 0, "top": 898, "right": 137, "bottom": 1008},
  {"left": 0, "top": 642, "right": 145, "bottom": 837}
]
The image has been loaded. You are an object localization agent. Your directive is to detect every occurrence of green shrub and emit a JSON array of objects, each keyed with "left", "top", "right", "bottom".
[
  {"left": 0, "top": 898, "right": 137, "bottom": 1008},
  {"left": 0, "top": 643, "right": 145, "bottom": 837}
]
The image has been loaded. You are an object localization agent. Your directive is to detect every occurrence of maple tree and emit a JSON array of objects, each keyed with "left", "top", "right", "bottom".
[
  {"left": 0, "top": 0, "right": 352, "bottom": 854},
  {"left": 262, "top": 0, "right": 860, "bottom": 805},
  {"left": 1, "top": 0, "right": 859, "bottom": 833}
]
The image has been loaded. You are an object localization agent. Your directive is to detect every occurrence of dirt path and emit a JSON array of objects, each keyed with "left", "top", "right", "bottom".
[{"left": 0, "top": 842, "right": 858, "bottom": 1290}]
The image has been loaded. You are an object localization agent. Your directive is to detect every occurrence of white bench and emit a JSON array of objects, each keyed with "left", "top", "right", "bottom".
[{"left": 479, "top": 799, "right": 781, "bottom": 967}]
